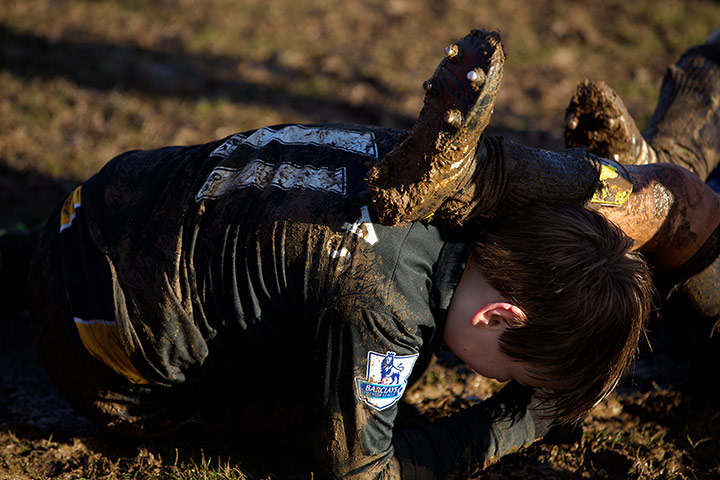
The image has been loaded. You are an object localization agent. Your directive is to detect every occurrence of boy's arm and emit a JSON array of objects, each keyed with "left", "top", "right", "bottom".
[
  {"left": 392, "top": 382, "right": 552, "bottom": 479},
  {"left": 308, "top": 305, "right": 551, "bottom": 479}
]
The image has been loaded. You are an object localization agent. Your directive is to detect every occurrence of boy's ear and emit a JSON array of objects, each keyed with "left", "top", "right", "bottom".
[{"left": 470, "top": 302, "right": 525, "bottom": 328}]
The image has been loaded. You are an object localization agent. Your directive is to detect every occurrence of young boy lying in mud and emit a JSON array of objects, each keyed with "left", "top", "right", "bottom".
[{"left": 2, "top": 27, "right": 718, "bottom": 479}]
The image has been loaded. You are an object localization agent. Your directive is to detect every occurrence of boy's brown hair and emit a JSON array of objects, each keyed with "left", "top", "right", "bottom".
[{"left": 473, "top": 204, "right": 654, "bottom": 422}]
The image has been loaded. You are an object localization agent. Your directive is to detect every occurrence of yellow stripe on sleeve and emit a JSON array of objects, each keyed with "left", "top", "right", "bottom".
[
  {"left": 60, "top": 186, "right": 83, "bottom": 232},
  {"left": 74, "top": 317, "right": 150, "bottom": 384}
]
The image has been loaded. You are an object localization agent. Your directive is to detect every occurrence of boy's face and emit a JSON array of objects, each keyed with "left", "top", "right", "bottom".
[
  {"left": 444, "top": 258, "right": 547, "bottom": 388},
  {"left": 445, "top": 317, "right": 541, "bottom": 387}
]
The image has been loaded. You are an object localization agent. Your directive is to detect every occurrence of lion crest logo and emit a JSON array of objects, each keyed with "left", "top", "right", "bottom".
[{"left": 355, "top": 351, "right": 418, "bottom": 411}]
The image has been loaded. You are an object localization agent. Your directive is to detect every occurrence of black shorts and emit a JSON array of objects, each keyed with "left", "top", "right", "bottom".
[{"left": 28, "top": 202, "right": 205, "bottom": 438}]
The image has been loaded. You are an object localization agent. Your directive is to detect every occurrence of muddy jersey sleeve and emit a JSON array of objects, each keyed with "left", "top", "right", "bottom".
[
  {"left": 301, "top": 226, "right": 549, "bottom": 479},
  {"left": 307, "top": 305, "right": 417, "bottom": 479},
  {"left": 299, "top": 220, "right": 445, "bottom": 479},
  {"left": 306, "top": 302, "right": 550, "bottom": 480},
  {"left": 392, "top": 382, "right": 552, "bottom": 479}
]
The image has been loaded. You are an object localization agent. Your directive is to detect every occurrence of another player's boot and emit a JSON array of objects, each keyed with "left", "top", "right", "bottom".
[
  {"left": 565, "top": 28, "right": 720, "bottom": 181},
  {"left": 565, "top": 80, "right": 657, "bottom": 166}
]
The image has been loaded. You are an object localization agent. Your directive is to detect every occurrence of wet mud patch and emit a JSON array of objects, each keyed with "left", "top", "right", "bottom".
[{"left": 474, "top": 388, "right": 720, "bottom": 479}]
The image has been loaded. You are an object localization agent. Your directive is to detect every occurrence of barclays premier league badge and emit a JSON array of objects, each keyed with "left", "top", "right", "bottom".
[{"left": 355, "top": 351, "right": 418, "bottom": 411}]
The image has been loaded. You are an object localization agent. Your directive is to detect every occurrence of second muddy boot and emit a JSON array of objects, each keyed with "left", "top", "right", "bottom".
[
  {"left": 367, "top": 29, "right": 505, "bottom": 225},
  {"left": 565, "top": 28, "right": 720, "bottom": 180},
  {"left": 644, "top": 28, "right": 720, "bottom": 180},
  {"left": 565, "top": 80, "right": 658, "bottom": 166}
]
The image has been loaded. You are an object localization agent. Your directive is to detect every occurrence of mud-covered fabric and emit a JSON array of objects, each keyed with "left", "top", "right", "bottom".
[
  {"left": 31, "top": 216, "right": 208, "bottom": 438},
  {"left": 393, "top": 381, "right": 551, "bottom": 479},
  {"left": 40, "top": 123, "right": 541, "bottom": 479}
]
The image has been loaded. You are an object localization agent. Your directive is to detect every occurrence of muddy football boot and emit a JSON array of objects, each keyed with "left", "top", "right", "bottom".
[
  {"left": 565, "top": 80, "right": 658, "bottom": 166},
  {"left": 565, "top": 28, "right": 720, "bottom": 180},
  {"left": 367, "top": 29, "right": 505, "bottom": 225},
  {"left": 368, "top": 29, "right": 626, "bottom": 225}
]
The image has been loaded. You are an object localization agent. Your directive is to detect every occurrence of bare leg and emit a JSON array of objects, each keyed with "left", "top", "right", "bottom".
[{"left": 593, "top": 163, "right": 720, "bottom": 271}]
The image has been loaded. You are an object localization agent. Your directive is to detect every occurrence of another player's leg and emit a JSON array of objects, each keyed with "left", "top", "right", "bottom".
[
  {"left": 563, "top": 28, "right": 720, "bottom": 371},
  {"left": 565, "top": 27, "right": 720, "bottom": 181}
]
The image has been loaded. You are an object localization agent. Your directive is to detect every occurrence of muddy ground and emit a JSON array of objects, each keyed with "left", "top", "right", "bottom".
[{"left": 2, "top": 1, "right": 720, "bottom": 478}]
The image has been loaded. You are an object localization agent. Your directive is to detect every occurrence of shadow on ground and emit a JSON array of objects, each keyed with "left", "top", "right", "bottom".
[{"left": 0, "top": 24, "right": 414, "bottom": 129}]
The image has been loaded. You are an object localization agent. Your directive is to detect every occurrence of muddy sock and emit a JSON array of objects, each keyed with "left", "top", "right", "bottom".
[
  {"left": 498, "top": 139, "right": 634, "bottom": 214},
  {"left": 564, "top": 80, "right": 657, "bottom": 166},
  {"left": 433, "top": 134, "right": 507, "bottom": 221},
  {"left": 501, "top": 140, "right": 605, "bottom": 210},
  {"left": 644, "top": 38, "right": 720, "bottom": 180},
  {"left": 439, "top": 134, "right": 634, "bottom": 222},
  {"left": 367, "top": 29, "right": 505, "bottom": 225}
]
